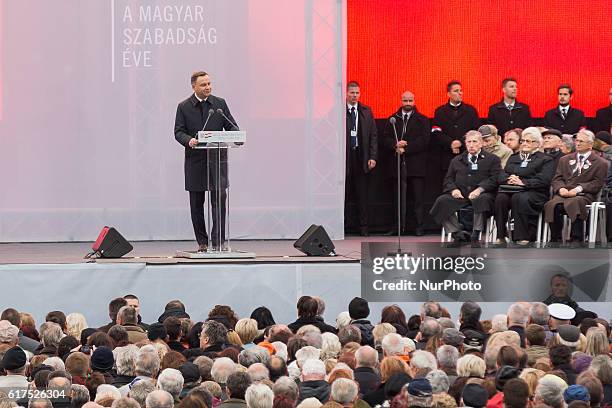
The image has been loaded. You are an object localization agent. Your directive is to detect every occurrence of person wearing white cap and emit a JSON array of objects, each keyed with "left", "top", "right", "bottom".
[{"left": 547, "top": 303, "right": 576, "bottom": 332}]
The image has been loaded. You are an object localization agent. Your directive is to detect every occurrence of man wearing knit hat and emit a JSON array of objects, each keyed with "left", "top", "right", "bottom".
[
  {"left": 564, "top": 384, "right": 591, "bottom": 404},
  {"left": 461, "top": 383, "right": 488, "bottom": 408},
  {"left": 406, "top": 378, "right": 433, "bottom": 407},
  {"left": 0, "top": 346, "right": 29, "bottom": 388},
  {"left": 348, "top": 297, "right": 374, "bottom": 347}
]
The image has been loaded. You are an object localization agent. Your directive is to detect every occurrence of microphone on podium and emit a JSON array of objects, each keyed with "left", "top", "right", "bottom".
[
  {"left": 202, "top": 109, "right": 214, "bottom": 131},
  {"left": 216, "top": 108, "right": 239, "bottom": 131}
]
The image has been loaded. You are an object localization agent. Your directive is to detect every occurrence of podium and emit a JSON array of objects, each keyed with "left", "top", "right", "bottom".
[{"left": 176, "top": 131, "right": 255, "bottom": 259}]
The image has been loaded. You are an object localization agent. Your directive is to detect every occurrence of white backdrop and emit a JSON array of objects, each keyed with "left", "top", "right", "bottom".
[{"left": 0, "top": 0, "right": 345, "bottom": 242}]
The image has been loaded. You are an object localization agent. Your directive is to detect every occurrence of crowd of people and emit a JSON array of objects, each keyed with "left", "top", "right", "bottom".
[
  {"left": 345, "top": 79, "right": 612, "bottom": 242},
  {"left": 0, "top": 294, "right": 611, "bottom": 408}
]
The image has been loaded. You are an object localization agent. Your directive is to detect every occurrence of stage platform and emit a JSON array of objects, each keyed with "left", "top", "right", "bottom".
[{"left": 1, "top": 236, "right": 610, "bottom": 329}]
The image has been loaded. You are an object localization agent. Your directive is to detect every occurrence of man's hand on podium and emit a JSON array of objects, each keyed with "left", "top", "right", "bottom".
[{"left": 189, "top": 138, "right": 198, "bottom": 148}]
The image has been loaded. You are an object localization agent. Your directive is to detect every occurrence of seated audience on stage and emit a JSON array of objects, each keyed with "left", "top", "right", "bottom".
[
  {"left": 479, "top": 124, "right": 513, "bottom": 167},
  {"left": 594, "top": 87, "right": 612, "bottom": 133},
  {"left": 503, "top": 128, "right": 522, "bottom": 154},
  {"left": 430, "top": 130, "right": 502, "bottom": 243},
  {"left": 487, "top": 77, "right": 532, "bottom": 136},
  {"left": 544, "top": 84, "right": 586, "bottom": 135},
  {"left": 543, "top": 129, "right": 608, "bottom": 242},
  {"left": 494, "top": 127, "right": 555, "bottom": 244},
  {"left": 542, "top": 128, "right": 565, "bottom": 165}
]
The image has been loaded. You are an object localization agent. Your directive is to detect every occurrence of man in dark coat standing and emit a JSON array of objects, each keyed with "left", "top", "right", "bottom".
[
  {"left": 595, "top": 87, "right": 612, "bottom": 133},
  {"left": 543, "top": 84, "right": 585, "bottom": 135},
  {"left": 174, "top": 71, "right": 238, "bottom": 252},
  {"left": 430, "top": 130, "right": 501, "bottom": 242},
  {"left": 345, "top": 81, "right": 378, "bottom": 236},
  {"left": 544, "top": 129, "right": 607, "bottom": 242},
  {"left": 487, "top": 78, "right": 531, "bottom": 136},
  {"left": 384, "top": 91, "right": 430, "bottom": 235},
  {"left": 432, "top": 81, "right": 481, "bottom": 173}
]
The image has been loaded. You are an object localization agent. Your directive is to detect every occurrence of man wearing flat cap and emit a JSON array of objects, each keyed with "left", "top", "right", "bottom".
[
  {"left": 480, "top": 124, "right": 513, "bottom": 167},
  {"left": 0, "top": 346, "right": 29, "bottom": 388},
  {"left": 441, "top": 328, "right": 465, "bottom": 351},
  {"left": 542, "top": 128, "right": 565, "bottom": 167}
]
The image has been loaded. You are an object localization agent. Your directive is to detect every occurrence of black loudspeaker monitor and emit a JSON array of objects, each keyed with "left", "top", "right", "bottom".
[
  {"left": 91, "top": 226, "right": 133, "bottom": 258},
  {"left": 294, "top": 224, "right": 335, "bottom": 256}
]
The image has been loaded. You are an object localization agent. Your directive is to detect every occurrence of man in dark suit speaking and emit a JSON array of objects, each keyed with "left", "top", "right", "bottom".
[{"left": 174, "top": 71, "right": 238, "bottom": 252}]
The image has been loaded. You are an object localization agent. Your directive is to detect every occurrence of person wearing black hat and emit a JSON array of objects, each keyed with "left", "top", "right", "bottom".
[
  {"left": 461, "top": 383, "right": 488, "bottom": 408},
  {"left": 0, "top": 346, "right": 29, "bottom": 388},
  {"left": 179, "top": 362, "right": 202, "bottom": 399},
  {"left": 158, "top": 300, "right": 191, "bottom": 323},
  {"left": 544, "top": 85, "right": 586, "bottom": 135},
  {"left": 406, "top": 377, "right": 433, "bottom": 407},
  {"left": 594, "top": 87, "right": 612, "bottom": 133},
  {"left": 90, "top": 346, "right": 117, "bottom": 384},
  {"left": 542, "top": 128, "right": 565, "bottom": 167},
  {"left": 348, "top": 297, "right": 374, "bottom": 346}
]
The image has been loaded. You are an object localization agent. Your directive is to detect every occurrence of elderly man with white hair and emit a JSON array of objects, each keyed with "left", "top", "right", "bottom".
[
  {"left": 145, "top": 390, "right": 174, "bottom": 408},
  {"left": 119, "top": 347, "right": 161, "bottom": 396},
  {"left": 95, "top": 384, "right": 122, "bottom": 405},
  {"left": 544, "top": 128, "right": 608, "bottom": 242},
  {"left": 507, "top": 302, "right": 530, "bottom": 347},
  {"left": 298, "top": 359, "right": 330, "bottom": 403},
  {"left": 211, "top": 357, "right": 237, "bottom": 386},
  {"left": 490, "top": 314, "right": 508, "bottom": 333},
  {"left": 247, "top": 363, "right": 270, "bottom": 383},
  {"left": 330, "top": 378, "right": 359, "bottom": 407},
  {"left": 245, "top": 383, "right": 274, "bottom": 408},
  {"left": 410, "top": 350, "right": 437, "bottom": 377},
  {"left": 156, "top": 368, "right": 184, "bottom": 403},
  {"left": 436, "top": 345, "right": 459, "bottom": 386},
  {"left": 354, "top": 345, "right": 380, "bottom": 396},
  {"left": 534, "top": 374, "right": 568, "bottom": 408},
  {"left": 38, "top": 321, "right": 64, "bottom": 355},
  {"left": 113, "top": 345, "right": 139, "bottom": 387},
  {"left": 429, "top": 130, "right": 502, "bottom": 243}
]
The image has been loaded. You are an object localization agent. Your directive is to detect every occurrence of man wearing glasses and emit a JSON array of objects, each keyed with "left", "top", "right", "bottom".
[
  {"left": 494, "top": 127, "right": 555, "bottom": 244},
  {"left": 543, "top": 130, "right": 608, "bottom": 242}
]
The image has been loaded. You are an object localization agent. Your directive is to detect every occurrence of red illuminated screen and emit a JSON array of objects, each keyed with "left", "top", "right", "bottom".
[{"left": 347, "top": 0, "right": 612, "bottom": 118}]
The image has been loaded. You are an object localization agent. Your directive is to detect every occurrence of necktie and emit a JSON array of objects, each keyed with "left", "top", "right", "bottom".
[
  {"left": 577, "top": 154, "right": 584, "bottom": 174},
  {"left": 470, "top": 155, "right": 477, "bottom": 164},
  {"left": 403, "top": 114, "right": 408, "bottom": 123},
  {"left": 350, "top": 107, "right": 357, "bottom": 149},
  {"left": 561, "top": 107, "right": 567, "bottom": 120},
  {"left": 507, "top": 105, "right": 513, "bottom": 112}
]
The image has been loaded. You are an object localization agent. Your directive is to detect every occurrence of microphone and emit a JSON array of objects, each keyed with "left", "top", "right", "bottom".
[
  {"left": 389, "top": 116, "right": 399, "bottom": 144},
  {"left": 216, "top": 108, "right": 239, "bottom": 131},
  {"left": 202, "top": 109, "right": 214, "bottom": 131}
]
